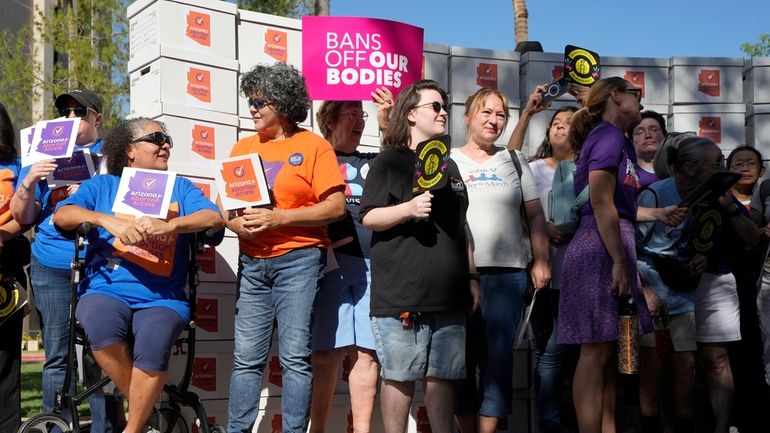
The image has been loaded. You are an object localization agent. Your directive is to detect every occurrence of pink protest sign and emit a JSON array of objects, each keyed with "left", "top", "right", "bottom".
[{"left": 302, "top": 16, "right": 423, "bottom": 101}]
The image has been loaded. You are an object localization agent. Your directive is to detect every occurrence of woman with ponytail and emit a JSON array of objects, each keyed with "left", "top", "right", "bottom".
[{"left": 557, "top": 77, "right": 653, "bottom": 433}]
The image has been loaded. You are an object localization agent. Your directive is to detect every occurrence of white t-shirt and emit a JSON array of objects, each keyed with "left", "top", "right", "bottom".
[
  {"left": 453, "top": 148, "right": 539, "bottom": 268},
  {"left": 528, "top": 157, "right": 567, "bottom": 290}
]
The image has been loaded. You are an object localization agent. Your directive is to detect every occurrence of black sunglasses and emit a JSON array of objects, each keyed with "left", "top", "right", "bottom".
[
  {"left": 414, "top": 101, "right": 449, "bottom": 114},
  {"left": 130, "top": 131, "right": 174, "bottom": 148},
  {"left": 621, "top": 88, "right": 642, "bottom": 101},
  {"left": 57, "top": 106, "right": 91, "bottom": 118},
  {"left": 248, "top": 97, "right": 269, "bottom": 110}
]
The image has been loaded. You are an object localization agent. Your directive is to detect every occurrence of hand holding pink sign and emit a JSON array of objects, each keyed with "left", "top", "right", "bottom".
[{"left": 302, "top": 16, "right": 423, "bottom": 101}]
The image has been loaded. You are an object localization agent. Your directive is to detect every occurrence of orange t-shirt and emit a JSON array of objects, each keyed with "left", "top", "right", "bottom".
[{"left": 229, "top": 129, "right": 345, "bottom": 258}]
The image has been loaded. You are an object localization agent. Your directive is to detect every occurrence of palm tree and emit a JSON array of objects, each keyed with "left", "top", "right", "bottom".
[{"left": 512, "top": 0, "right": 528, "bottom": 44}]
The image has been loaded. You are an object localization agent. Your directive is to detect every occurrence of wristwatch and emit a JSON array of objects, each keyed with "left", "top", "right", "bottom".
[{"left": 469, "top": 271, "right": 480, "bottom": 281}]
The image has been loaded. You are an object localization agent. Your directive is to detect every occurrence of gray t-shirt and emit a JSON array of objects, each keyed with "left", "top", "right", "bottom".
[{"left": 453, "top": 148, "right": 539, "bottom": 268}]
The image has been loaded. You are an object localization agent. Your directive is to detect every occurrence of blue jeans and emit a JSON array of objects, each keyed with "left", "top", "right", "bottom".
[
  {"left": 455, "top": 268, "right": 526, "bottom": 418},
  {"left": 30, "top": 257, "right": 124, "bottom": 433},
  {"left": 227, "top": 248, "right": 323, "bottom": 433},
  {"left": 530, "top": 288, "right": 578, "bottom": 433}
]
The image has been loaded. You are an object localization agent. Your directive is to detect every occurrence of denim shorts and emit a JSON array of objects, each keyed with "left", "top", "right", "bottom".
[{"left": 371, "top": 310, "right": 465, "bottom": 381}]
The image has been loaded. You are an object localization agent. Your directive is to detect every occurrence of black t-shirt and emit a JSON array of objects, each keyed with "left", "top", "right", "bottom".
[
  {"left": 359, "top": 147, "right": 470, "bottom": 316},
  {"left": 680, "top": 198, "right": 746, "bottom": 275}
]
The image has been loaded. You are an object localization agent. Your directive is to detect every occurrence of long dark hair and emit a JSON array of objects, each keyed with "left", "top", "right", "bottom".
[
  {"left": 530, "top": 106, "right": 578, "bottom": 161},
  {"left": 381, "top": 79, "right": 448, "bottom": 150},
  {"left": 0, "top": 102, "right": 18, "bottom": 159}
]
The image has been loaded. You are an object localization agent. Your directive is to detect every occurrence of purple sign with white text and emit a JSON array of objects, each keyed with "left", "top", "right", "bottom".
[
  {"left": 36, "top": 121, "right": 74, "bottom": 157},
  {"left": 122, "top": 171, "right": 169, "bottom": 215},
  {"left": 53, "top": 151, "right": 92, "bottom": 182}
]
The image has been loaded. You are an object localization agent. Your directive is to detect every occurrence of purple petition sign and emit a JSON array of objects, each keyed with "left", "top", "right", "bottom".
[
  {"left": 122, "top": 171, "right": 168, "bottom": 215},
  {"left": 37, "top": 121, "right": 74, "bottom": 157},
  {"left": 53, "top": 152, "right": 91, "bottom": 182}
]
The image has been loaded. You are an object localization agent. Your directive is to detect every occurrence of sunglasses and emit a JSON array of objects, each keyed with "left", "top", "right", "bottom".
[
  {"left": 621, "top": 88, "right": 642, "bottom": 102},
  {"left": 130, "top": 131, "right": 174, "bottom": 148},
  {"left": 248, "top": 97, "right": 269, "bottom": 110},
  {"left": 414, "top": 101, "right": 449, "bottom": 114},
  {"left": 57, "top": 106, "right": 92, "bottom": 118},
  {"left": 339, "top": 111, "right": 369, "bottom": 121}
]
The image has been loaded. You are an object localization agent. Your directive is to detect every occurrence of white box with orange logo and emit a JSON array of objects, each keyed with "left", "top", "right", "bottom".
[
  {"left": 130, "top": 57, "right": 238, "bottom": 117},
  {"left": 424, "top": 43, "right": 450, "bottom": 91},
  {"left": 449, "top": 46, "right": 520, "bottom": 105},
  {"left": 193, "top": 283, "right": 237, "bottom": 340},
  {"left": 196, "top": 237, "right": 240, "bottom": 285},
  {"left": 669, "top": 57, "right": 744, "bottom": 104},
  {"left": 746, "top": 104, "right": 770, "bottom": 159},
  {"left": 237, "top": 10, "right": 302, "bottom": 70},
  {"left": 166, "top": 340, "right": 234, "bottom": 400},
  {"left": 135, "top": 102, "right": 238, "bottom": 165},
  {"left": 518, "top": 51, "right": 570, "bottom": 106},
  {"left": 128, "top": 0, "right": 237, "bottom": 72},
  {"left": 667, "top": 104, "right": 746, "bottom": 150},
  {"left": 449, "top": 103, "right": 519, "bottom": 151},
  {"left": 602, "top": 57, "right": 670, "bottom": 106},
  {"left": 743, "top": 57, "right": 770, "bottom": 105}
]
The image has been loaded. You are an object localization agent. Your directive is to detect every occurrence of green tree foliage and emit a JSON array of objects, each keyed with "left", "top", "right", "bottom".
[
  {"left": 0, "top": 0, "right": 128, "bottom": 130},
  {"left": 741, "top": 33, "right": 770, "bottom": 57},
  {"left": 235, "top": 0, "right": 314, "bottom": 17}
]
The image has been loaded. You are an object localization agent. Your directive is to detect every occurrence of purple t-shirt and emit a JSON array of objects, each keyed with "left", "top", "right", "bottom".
[
  {"left": 574, "top": 121, "right": 641, "bottom": 221},
  {"left": 637, "top": 167, "right": 658, "bottom": 188}
]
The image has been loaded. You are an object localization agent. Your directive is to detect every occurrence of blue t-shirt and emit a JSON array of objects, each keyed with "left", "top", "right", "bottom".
[
  {"left": 574, "top": 122, "right": 641, "bottom": 221},
  {"left": 57, "top": 174, "right": 220, "bottom": 321},
  {"left": 23, "top": 139, "right": 104, "bottom": 269},
  {"left": 636, "top": 177, "right": 694, "bottom": 314}
]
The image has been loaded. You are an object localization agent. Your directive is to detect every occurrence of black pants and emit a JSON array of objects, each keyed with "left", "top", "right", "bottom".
[{"left": 0, "top": 310, "right": 23, "bottom": 433}]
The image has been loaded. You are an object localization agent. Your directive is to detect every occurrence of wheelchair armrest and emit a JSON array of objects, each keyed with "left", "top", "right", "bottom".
[{"left": 198, "top": 227, "right": 225, "bottom": 247}]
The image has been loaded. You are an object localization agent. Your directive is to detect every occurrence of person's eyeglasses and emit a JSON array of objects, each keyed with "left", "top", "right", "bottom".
[
  {"left": 130, "top": 131, "right": 174, "bottom": 148},
  {"left": 339, "top": 111, "right": 368, "bottom": 121},
  {"left": 414, "top": 101, "right": 449, "bottom": 114},
  {"left": 730, "top": 160, "right": 760, "bottom": 170},
  {"left": 248, "top": 97, "right": 269, "bottom": 110},
  {"left": 633, "top": 126, "right": 661, "bottom": 137},
  {"left": 621, "top": 88, "right": 642, "bottom": 102},
  {"left": 57, "top": 106, "right": 91, "bottom": 118}
]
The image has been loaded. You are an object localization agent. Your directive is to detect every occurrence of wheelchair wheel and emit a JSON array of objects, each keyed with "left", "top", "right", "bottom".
[
  {"left": 18, "top": 413, "right": 71, "bottom": 433},
  {"left": 208, "top": 424, "right": 226, "bottom": 433},
  {"left": 148, "top": 407, "right": 188, "bottom": 433}
]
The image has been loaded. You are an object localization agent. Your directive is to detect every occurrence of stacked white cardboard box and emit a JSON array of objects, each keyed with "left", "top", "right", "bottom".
[
  {"left": 744, "top": 58, "right": 770, "bottom": 159},
  {"left": 126, "top": 1, "right": 767, "bottom": 432},
  {"left": 668, "top": 57, "right": 746, "bottom": 154}
]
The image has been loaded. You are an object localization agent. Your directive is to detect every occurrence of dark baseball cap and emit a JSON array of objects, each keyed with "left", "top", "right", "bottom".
[{"left": 54, "top": 88, "right": 103, "bottom": 114}]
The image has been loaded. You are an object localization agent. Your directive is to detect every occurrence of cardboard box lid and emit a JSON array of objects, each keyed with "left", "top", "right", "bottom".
[
  {"left": 669, "top": 57, "right": 744, "bottom": 67},
  {"left": 237, "top": 9, "right": 301, "bottom": 30},
  {"left": 130, "top": 102, "right": 239, "bottom": 126},
  {"left": 128, "top": 45, "right": 239, "bottom": 73},
  {"left": 747, "top": 104, "right": 770, "bottom": 116},
  {"left": 449, "top": 45, "right": 519, "bottom": 61},
  {"left": 602, "top": 56, "right": 670, "bottom": 68},
  {"left": 519, "top": 51, "right": 562, "bottom": 63},
  {"left": 424, "top": 42, "right": 450, "bottom": 55},
  {"left": 128, "top": 0, "right": 236, "bottom": 20},
  {"left": 670, "top": 103, "right": 746, "bottom": 114}
]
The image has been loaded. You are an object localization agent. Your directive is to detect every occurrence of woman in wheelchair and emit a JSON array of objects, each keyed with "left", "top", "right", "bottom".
[{"left": 52, "top": 117, "right": 224, "bottom": 433}]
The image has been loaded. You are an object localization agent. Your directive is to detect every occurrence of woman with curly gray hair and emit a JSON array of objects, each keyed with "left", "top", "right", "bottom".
[{"left": 225, "top": 63, "right": 346, "bottom": 433}]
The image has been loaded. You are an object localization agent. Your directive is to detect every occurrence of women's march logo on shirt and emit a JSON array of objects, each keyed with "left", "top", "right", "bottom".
[
  {"left": 339, "top": 162, "right": 367, "bottom": 198},
  {"left": 112, "top": 205, "right": 180, "bottom": 277}
]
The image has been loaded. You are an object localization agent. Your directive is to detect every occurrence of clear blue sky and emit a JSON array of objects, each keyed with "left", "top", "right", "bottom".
[{"left": 330, "top": 0, "right": 769, "bottom": 58}]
